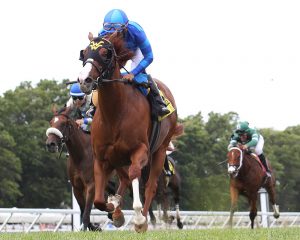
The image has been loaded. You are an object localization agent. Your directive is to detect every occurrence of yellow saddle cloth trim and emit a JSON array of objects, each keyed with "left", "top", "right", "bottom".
[
  {"left": 168, "top": 159, "right": 175, "bottom": 175},
  {"left": 158, "top": 90, "right": 175, "bottom": 121}
]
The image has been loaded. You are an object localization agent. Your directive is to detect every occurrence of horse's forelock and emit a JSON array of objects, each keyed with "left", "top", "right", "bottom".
[{"left": 107, "top": 33, "right": 134, "bottom": 64}]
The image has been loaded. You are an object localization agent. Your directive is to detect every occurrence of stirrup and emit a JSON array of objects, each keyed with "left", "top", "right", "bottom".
[{"left": 266, "top": 171, "right": 271, "bottom": 178}]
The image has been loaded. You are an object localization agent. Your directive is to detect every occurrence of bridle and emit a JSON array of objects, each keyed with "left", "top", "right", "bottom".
[
  {"left": 227, "top": 147, "right": 244, "bottom": 177},
  {"left": 46, "top": 113, "right": 73, "bottom": 154},
  {"left": 81, "top": 37, "right": 149, "bottom": 89},
  {"left": 83, "top": 37, "right": 118, "bottom": 87}
]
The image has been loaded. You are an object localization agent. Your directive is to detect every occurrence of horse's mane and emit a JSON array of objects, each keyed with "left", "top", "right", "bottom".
[
  {"left": 57, "top": 107, "right": 67, "bottom": 114},
  {"left": 56, "top": 106, "right": 81, "bottom": 120},
  {"left": 106, "top": 33, "right": 135, "bottom": 66}
]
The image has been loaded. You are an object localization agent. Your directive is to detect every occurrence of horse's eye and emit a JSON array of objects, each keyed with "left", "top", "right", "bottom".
[{"left": 99, "top": 48, "right": 108, "bottom": 59}]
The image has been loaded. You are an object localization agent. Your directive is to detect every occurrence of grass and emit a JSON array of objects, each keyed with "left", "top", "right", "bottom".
[{"left": 1, "top": 228, "right": 300, "bottom": 240}]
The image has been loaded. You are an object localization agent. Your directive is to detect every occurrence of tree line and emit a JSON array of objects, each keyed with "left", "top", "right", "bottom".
[{"left": 1, "top": 79, "right": 300, "bottom": 211}]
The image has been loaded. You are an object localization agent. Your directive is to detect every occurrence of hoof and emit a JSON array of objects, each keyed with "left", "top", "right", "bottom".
[
  {"left": 134, "top": 222, "right": 148, "bottom": 233},
  {"left": 88, "top": 223, "right": 102, "bottom": 231},
  {"left": 273, "top": 213, "right": 280, "bottom": 219},
  {"left": 177, "top": 221, "right": 183, "bottom": 229},
  {"left": 150, "top": 217, "right": 156, "bottom": 226},
  {"left": 168, "top": 215, "right": 175, "bottom": 224},
  {"left": 112, "top": 207, "right": 125, "bottom": 228}
]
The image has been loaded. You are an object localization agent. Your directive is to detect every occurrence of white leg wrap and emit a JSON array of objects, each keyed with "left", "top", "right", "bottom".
[
  {"left": 273, "top": 204, "right": 280, "bottom": 215},
  {"left": 132, "top": 178, "right": 146, "bottom": 225},
  {"left": 175, "top": 204, "right": 180, "bottom": 219}
]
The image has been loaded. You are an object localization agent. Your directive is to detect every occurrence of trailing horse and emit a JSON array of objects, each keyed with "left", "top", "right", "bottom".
[
  {"left": 227, "top": 146, "right": 280, "bottom": 228},
  {"left": 148, "top": 156, "right": 183, "bottom": 229},
  {"left": 45, "top": 106, "right": 117, "bottom": 231},
  {"left": 77, "top": 32, "right": 183, "bottom": 232}
]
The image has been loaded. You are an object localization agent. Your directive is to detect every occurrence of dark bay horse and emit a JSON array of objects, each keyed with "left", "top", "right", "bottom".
[
  {"left": 148, "top": 156, "right": 183, "bottom": 229},
  {"left": 227, "top": 146, "right": 280, "bottom": 228},
  {"left": 77, "top": 32, "right": 183, "bottom": 232},
  {"left": 46, "top": 106, "right": 118, "bottom": 231}
]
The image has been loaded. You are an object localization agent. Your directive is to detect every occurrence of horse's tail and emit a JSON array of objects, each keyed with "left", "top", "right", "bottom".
[{"left": 172, "top": 123, "right": 184, "bottom": 139}]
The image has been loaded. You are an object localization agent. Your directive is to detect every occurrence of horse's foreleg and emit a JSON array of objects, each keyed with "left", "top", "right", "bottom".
[
  {"left": 148, "top": 204, "right": 157, "bottom": 226},
  {"left": 72, "top": 186, "right": 85, "bottom": 230},
  {"left": 93, "top": 160, "right": 114, "bottom": 213},
  {"left": 84, "top": 184, "right": 101, "bottom": 231},
  {"left": 157, "top": 203, "right": 162, "bottom": 220},
  {"left": 229, "top": 185, "right": 239, "bottom": 228},
  {"left": 129, "top": 143, "right": 148, "bottom": 232},
  {"left": 175, "top": 203, "right": 183, "bottom": 229},
  {"left": 115, "top": 167, "right": 131, "bottom": 202},
  {"left": 162, "top": 192, "right": 170, "bottom": 223}
]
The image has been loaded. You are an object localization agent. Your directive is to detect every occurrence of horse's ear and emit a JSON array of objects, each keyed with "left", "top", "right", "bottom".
[
  {"left": 88, "top": 32, "right": 94, "bottom": 41},
  {"left": 51, "top": 104, "right": 58, "bottom": 115},
  {"left": 79, "top": 49, "right": 84, "bottom": 61}
]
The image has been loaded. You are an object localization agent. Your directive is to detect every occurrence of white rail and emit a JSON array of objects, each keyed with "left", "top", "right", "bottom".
[{"left": 1, "top": 208, "right": 300, "bottom": 232}]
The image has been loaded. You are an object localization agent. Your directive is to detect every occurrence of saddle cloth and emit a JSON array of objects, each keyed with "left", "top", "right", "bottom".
[{"left": 250, "top": 153, "right": 266, "bottom": 172}]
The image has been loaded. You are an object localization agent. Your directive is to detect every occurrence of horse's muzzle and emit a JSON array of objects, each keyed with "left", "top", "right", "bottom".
[
  {"left": 228, "top": 165, "right": 237, "bottom": 175},
  {"left": 46, "top": 141, "right": 59, "bottom": 153}
]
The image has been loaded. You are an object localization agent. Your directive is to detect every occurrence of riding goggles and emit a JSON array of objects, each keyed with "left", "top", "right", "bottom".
[
  {"left": 103, "top": 22, "right": 128, "bottom": 32},
  {"left": 72, "top": 96, "right": 84, "bottom": 101}
]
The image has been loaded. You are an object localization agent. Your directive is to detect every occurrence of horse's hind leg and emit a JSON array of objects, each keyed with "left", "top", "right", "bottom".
[
  {"left": 265, "top": 180, "right": 280, "bottom": 219},
  {"left": 84, "top": 183, "right": 101, "bottom": 231},
  {"left": 171, "top": 181, "right": 183, "bottom": 229},
  {"left": 149, "top": 204, "right": 157, "bottom": 226},
  {"left": 249, "top": 194, "right": 258, "bottom": 229},
  {"left": 142, "top": 149, "right": 166, "bottom": 231},
  {"left": 128, "top": 143, "right": 148, "bottom": 232}
]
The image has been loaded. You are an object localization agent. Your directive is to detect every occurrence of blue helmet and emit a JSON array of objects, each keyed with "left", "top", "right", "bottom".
[
  {"left": 70, "top": 83, "right": 85, "bottom": 97},
  {"left": 103, "top": 9, "right": 129, "bottom": 33},
  {"left": 104, "top": 9, "right": 128, "bottom": 24}
]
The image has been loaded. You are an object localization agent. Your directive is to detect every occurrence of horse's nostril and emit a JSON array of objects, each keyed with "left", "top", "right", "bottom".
[
  {"left": 86, "top": 77, "right": 93, "bottom": 84},
  {"left": 46, "top": 142, "right": 56, "bottom": 148}
]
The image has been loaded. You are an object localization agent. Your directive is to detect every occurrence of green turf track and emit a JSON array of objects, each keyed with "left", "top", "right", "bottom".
[{"left": 0, "top": 228, "right": 300, "bottom": 240}]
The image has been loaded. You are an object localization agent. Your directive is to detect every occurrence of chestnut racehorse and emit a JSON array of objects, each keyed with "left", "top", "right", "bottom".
[
  {"left": 45, "top": 106, "right": 100, "bottom": 231},
  {"left": 77, "top": 32, "right": 183, "bottom": 232},
  {"left": 148, "top": 156, "right": 183, "bottom": 229},
  {"left": 227, "top": 146, "right": 280, "bottom": 228},
  {"left": 45, "top": 106, "right": 118, "bottom": 231}
]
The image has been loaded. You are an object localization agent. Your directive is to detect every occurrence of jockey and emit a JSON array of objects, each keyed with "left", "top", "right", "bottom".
[
  {"left": 98, "top": 9, "right": 170, "bottom": 116},
  {"left": 66, "top": 83, "right": 95, "bottom": 132},
  {"left": 164, "top": 141, "right": 175, "bottom": 176},
  {"left": 228, "top": 121, "right": 271, "bottom": 177}
]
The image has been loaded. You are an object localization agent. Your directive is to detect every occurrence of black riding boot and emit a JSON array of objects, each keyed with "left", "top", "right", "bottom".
[
  {"left": 258, "top": 153, "right": 271, "bottom": 177},
  {"left": 148, "top": 75, "right": 170, "bottom": 116},
  {"left": 164, "top": 156, "right": 172, "bottom": 176}
]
